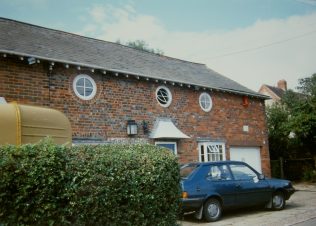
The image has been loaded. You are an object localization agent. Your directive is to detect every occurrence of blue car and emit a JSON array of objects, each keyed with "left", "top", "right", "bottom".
[{"left": 180, "top": 161, "right": 295, "bottom": 222}]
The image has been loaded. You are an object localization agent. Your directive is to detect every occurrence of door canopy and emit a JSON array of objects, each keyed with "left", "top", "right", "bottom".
[{"left": 150, "top": 118, "right": 190, "bottom": 139}]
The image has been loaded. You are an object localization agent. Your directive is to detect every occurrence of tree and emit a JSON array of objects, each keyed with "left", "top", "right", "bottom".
[
  {"left": 116, "top": 39, "right": 164, "bottom": 55},
  {"left": 297, "top": 74, "right": 316, "bottom": 97},
  {"left": 266, "top": 103, "right": 289, "bottom": 159},
  {"left": 267, "top": 74, "right": 316, "bottom": 159}
]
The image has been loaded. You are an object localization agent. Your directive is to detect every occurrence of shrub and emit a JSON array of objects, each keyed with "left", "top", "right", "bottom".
[
  {"left": 0, "top": 140, "right": 180, "bottom": 226},
  {"left": 303, "top": 169, "right": 316, "bottom": 182}
]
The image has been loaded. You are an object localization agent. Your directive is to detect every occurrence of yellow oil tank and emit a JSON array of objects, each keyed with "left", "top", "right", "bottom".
[{"left": 0, "top": 103, "right": 72, "bottom": 146}]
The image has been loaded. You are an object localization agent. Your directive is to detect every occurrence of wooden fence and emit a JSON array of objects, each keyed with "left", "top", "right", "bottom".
[{"left": 270, "top": 158, "right": 315, "bottom": 180}]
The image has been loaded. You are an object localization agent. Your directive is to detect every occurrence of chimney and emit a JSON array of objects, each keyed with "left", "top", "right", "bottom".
[{"left": 277, "top": 79, "right": 287, "bottom": 91}]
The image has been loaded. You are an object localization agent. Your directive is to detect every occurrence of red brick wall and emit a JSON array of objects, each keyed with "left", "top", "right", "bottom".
[{"left": 0, "top": 56, "right": 270, "bottom": 176}]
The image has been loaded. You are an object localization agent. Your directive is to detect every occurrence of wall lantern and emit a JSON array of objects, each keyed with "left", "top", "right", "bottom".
[
  {"left": 27, "top": 57, "right": 36, "bottom": 65},
  {"left": 127, "top": 120, "right": 138, "bottom": 135}
]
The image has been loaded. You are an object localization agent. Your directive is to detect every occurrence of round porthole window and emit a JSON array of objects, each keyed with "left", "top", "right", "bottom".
[
  {"left": 199, "top": 92, "right": 212, "bottom": 112},
  {"left": 73, "top": 74, "right": 97, "bottom": 100},
  {"left": 156, "top": 86, "right": 172, "bottom": 107}
]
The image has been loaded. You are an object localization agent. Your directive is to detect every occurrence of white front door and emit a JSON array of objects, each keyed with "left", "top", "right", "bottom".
[{"left": 230, "top": 147, "right": 262, "bottom": 173}]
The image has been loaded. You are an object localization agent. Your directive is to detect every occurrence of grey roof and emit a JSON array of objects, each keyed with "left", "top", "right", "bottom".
[
  {"left": 265, "top": 85, "right": 285, "bottom": 98},
  {"left": 0, "top": 18, "right": 267, "bottom": 98}
]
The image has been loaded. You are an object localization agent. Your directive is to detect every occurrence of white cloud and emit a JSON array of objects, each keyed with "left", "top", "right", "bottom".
[
  {"left": 82, "top": 4, "right": 165, "bottom": 43},
  {"left": 90, "top": 5, "right": 107, "bottom": 24},
  {"left": 80, "top": 4, "right": 316, "bottom": 91}
]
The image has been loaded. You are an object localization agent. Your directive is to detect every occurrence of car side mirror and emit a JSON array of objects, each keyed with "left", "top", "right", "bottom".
[{"left": 258, "top": 174, "right": 265, "bottom": 180}]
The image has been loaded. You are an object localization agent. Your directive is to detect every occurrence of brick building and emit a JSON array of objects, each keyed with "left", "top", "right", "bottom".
[
  {"left": 258, "top": 80, "right": 287, "bottom": 106},
  {"left": 0, "top": 18, "right": 271, "bottom": 175}
]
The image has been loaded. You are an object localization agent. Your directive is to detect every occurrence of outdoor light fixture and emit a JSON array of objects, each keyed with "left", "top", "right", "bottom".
[
  {"left": 27, "top": 57, "right": 36, "bottom": 65},
  {"left": 127, "top": 120, "right": 137, "bottom": 135}
]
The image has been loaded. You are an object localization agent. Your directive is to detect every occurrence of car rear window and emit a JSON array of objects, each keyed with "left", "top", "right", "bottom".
[{"left": 180, "top": 164, "right": 199, "bottom": 179}]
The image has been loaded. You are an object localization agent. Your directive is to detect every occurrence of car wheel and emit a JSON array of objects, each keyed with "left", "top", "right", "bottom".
[
  {"left": 272, "top": 191, "right": 285, "bottom": 210},
  {"left": 203, "top": 198, "right": 222, "bottom": 222}
]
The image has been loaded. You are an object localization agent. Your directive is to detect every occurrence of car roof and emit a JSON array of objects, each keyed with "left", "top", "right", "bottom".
[{"left": 183, "top": 161, "right": 247, "bottom": 167}]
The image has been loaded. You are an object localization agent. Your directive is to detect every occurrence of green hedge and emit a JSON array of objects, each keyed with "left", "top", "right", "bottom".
[{"left": 0, "top": 140, "right": 180, "bottom": 226}]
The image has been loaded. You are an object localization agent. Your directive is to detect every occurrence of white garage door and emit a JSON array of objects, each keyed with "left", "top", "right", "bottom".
[{"left": 230, "top": 147, "right": 262, "bottom": 173}]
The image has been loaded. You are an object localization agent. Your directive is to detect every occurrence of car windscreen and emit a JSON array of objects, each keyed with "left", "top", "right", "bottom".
[{"left": 180, "top": 164, "right": 199, "bottom": 179}]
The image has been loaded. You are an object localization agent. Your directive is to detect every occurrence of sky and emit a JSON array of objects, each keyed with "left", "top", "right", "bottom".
[{"left": 1, "top": 0, "right": 316, "bottom": 91}]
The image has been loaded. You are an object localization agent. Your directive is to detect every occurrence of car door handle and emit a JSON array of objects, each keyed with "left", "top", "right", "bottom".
[
  {"left": 235, "top": 184, "right": 241, "bottom": 188},
  {"left": 196, "top": 186, "right": 201, "bottom": 192}
]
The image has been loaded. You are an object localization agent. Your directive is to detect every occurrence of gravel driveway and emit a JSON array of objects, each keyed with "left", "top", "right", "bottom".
[{"left": 179, "top": 183, "right": 316, "bottom": 226}]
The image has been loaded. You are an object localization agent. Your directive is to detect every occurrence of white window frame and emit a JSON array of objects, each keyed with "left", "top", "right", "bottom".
[
  {"left": 73, "top": 74, "right": 97, "bottom": 100},
  {"left": 198, "top": 142, "right": 226, "bottom": 162},
  {"left": 155, "top": 141, "right": 177, "bottom": 155},
  {"left": 199, "top": 92, "right": 212, "bottom": 112},
  {"left": 156, "top": 86, "right": 172, "bottom": 107}
]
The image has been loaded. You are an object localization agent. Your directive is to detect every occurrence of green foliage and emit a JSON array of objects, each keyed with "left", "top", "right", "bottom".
[
  {"left": 266, "top": 103, "right": 289, "bottom": 159},
  {"left": 303, "top": 169, "right": 316, "bottom": 182},
  {"left": 116, "top": 39, "right": 164, "bottom": 55},
  {"left": 296, "top": 74, "right": 316, "bottom": 97},
  {"left": 0, "top": 140, "right": 70, "bottom": 225},
  {"left": 0, "top": 140, "right": 180, "bottom": 226},
  {"left": 267, "top": 74, "right": 316, "bottom": 159}
]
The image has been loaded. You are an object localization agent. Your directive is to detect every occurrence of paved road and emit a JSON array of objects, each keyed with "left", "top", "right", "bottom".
[
  {"left": 180, "top": 183, "right": 316, "bottom": 226},
  {"left": 293, "top": 217, "right": 316, "bottom": 226}
]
